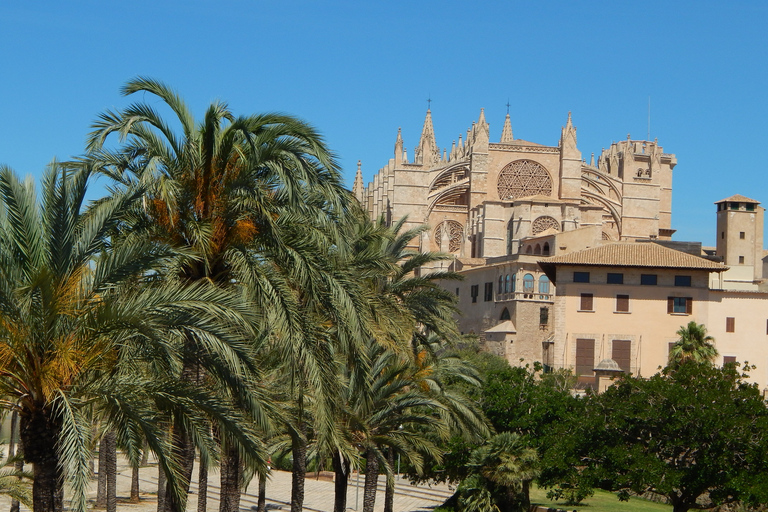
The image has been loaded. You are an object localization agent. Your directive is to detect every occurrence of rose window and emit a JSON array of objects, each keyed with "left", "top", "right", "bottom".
[
  {"left": 497, "top": 160, "right": 552, "bottom": 200},
  {"left": 531, "top": 216, "right": 560, "bottom": 235}
]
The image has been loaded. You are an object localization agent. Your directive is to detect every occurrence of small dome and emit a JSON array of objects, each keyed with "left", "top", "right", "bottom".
[{"left": 593, "top": 359, "right": 623, "bottom": 372}]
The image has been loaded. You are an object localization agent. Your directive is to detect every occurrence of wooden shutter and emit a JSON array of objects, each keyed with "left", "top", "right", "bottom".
[
  {"left": 686, "top": 297, "right": 693, "bottom": 314},
  {"left": 723, "top": 356, "right": 737, "bottom": 365},
  {"left": 612, "top": 340, "right": 631, "bottom": 372},
  {"left": 575, "top": 339, "right": 595, "bottom": 376},
  {"left": 616, "top": 295, "right": 629, "bottom": 312},
  {"left": 726, "top": 317, "right": 735, "bottom": 333},
  {"left": 667, "top": 297, "right": 674, "bottom": 313},
  {"left": 580, "top": 293, "right": 593, "bottom": 311}
]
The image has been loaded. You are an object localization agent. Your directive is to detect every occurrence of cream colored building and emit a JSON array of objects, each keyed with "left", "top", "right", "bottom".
[{"left": 356, "top": 110, "right": 768, "bottom": 387}]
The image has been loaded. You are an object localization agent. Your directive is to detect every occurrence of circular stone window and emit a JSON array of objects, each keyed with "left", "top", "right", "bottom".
[
  {"left": 497, "top": 159, "right": 553, "bottom": 200},
  {"left": 434, "top": 220, "right": 464, "bottom": 253},
  {"left": 532, "top": 216, "right": 560, "bottom": 235}
]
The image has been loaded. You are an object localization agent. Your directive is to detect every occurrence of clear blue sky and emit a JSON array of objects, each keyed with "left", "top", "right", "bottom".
[{"left": 1, "top": 1, "right": 766, "bottom": 245}]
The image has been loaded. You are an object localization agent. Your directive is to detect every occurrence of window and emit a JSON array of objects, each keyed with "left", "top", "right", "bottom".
[
  {"left": 740, "top": 231, "right": 746, "bottom": 239},
  {"left": 616, "top": 294, "right": 630, "bottom": 312},
  {"left": 607, "top": 273, "right": 624, "bottom": 284},
  {"left": 511, "top": 274, "right": 516, "bottom": 292},
  {"left": 573, "top": 271, "right": 590, "bottom": 283},
  {"left": 575, "top": 339, "right": 595, "bottom": 377},
  {"left": 498, "top": 276, "right": 503, "bottom": 294},
  {"left": 739, "top": 256, "right": 745, "bottom": 264},
  {"left": 723, "top": 356, "right": 737, "bottom": 365},
  {"left": 580, "top": 293, "right": 594, "bottom": 311},
  {"left": 538, "top": 276, "right": 550, "bottom": 297},
  {"left": 746, "top": 203, "right": 755, "bottom": 211},
  {"left": 470, "top": 285, "right": 479, "bottom": 303},
  {"left": 721, "top": 231, "right": 725, "bottom": 239},
  {"left": 500, "top": 308, "right": 511, "bottom": 321},
  {"left": 523, "top": 273, "right": 534, "bottom": 293},
  {"left": 505, "top": 275, "right": 510, "bottom": 293},
  {"left": 542, "top": 242, "right": 550, "bottom": 256},
  {"left": 730, "top": 202, "right": 739, "bottom": 210},
  {"left": 539, "top": 307, "right": 549, "bottom": 325},
  {"left": 726, "top": 317, "right": 735, "bottom": 333},
  {"left": 455, "top": 287, "right": 459, "bottom": 296},
  {"left": 640, "top": 274, "right": 657, "bottom": 285},
  {"left": 674, "top": 275, "right": 692, "bottom": 287},
  {"left": 484, "top": 282, "right": 493, "bottom": 302},
  {"left": 667, "top": 297, "right": 692, "bottom": 315},
  {"left": 612, "top": 340, "right": 631, "bottom": 373}
]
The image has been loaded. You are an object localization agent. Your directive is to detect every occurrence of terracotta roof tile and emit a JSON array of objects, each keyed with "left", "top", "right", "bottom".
[
  {"left": 714, "top": 194, "right": 760, "bottom": 204},
  {"left": 538, "top": 242, "right": 728, "bottom": 271}
]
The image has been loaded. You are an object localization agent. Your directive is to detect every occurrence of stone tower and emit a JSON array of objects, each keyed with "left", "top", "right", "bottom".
[{"left": 715, "top": 195, "right": 765, "bottom": 281}]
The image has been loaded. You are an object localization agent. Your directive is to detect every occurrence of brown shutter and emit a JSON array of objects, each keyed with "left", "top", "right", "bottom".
[
  {"left": 612, "top": 340, "right": 631, "bottom": 372},
  {"left": 686, "top": 297, "right": 693, "bottom": 315},
  {"left": 723, "top": 356, "right": 737, "bottom": 365},
  {"left": 575, "top": 339, "right": 595, "bottom": 376},
  {"left": 726, "top": 317, "right": 735, "bottom": 332},
  {"left": 616, "top": 295, "right": 629, "bottom": 312},
  {"left": 667, "top": 297, "right": 674, "bottom": 313},
  {"left": 581, "top": 293, "right": 593, "bottom": 311}
]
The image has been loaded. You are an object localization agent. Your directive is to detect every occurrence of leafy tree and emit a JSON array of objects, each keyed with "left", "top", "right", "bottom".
[
  {"left": 560, "top": 361, "right": 768, "bottom": 512},
  {"left": 669, "top": 321, "right": 718, "bottom": 367}
]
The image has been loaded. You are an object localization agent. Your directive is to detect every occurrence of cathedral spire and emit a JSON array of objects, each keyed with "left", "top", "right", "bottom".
[
  {"left": 500, "top": 113, "right": 514, "bottom": 143},
  {"left": 415, "top": 109, "right": 438, "bottom": 166},
  {"left": 560, "top": 111, "right": 577, "bottom": 147},
  {"left": 352, "top": 160, "right": 364, "bottom": 203},
  {"left": 394, "top": 127, "right": 404, "bottom": 165}
]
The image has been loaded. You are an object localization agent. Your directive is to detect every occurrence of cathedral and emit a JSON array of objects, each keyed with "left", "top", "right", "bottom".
[{"left": 354, "top": 109, "right": 768, "bottom": 390}]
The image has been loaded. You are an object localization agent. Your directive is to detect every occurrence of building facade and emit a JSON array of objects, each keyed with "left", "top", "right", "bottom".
[{"left": 357, "top": 110, "right": 768, "bottom": 388}]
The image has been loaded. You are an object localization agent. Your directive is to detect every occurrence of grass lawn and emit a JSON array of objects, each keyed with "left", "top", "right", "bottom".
[{"left": 530, "top": 485, "right": 672, "bottom": 512}]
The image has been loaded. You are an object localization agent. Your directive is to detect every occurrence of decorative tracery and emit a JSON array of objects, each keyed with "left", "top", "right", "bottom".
[
  {"left": 434, "top": 220, "right": 464, "bottom": 253},
  {"left": 531, "top": 216, "right": 560, "bottom": 235},
  {"left": 497, "top": 159, "right": 553, "bottom": 200}
]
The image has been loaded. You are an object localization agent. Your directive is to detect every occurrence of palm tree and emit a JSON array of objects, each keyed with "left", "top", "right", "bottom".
[
  {"left": 87, "top": 77, "right": 352, "bottom": 512},
  {"left": 669, "top": 321, "right": 718, "bottom": 367},
  {"left": 0, "top": 163, "right": 260, "bottom": 512},
  {"left": 461, "top": 432, "right": 539, "bottom": 512},
  {"left": 0, "top": 454, "right": 32, "bottom": 508}
]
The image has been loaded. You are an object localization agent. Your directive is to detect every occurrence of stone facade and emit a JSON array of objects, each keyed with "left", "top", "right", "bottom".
[{"left": 356, "top": 109, "right": 768, "bottom": 388}]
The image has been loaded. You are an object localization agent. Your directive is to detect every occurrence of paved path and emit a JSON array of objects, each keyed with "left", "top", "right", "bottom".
[{"left": 0, "top": 458, "right": 454, "bottom": 512}]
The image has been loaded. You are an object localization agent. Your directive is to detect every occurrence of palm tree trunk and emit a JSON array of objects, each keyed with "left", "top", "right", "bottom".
[
  {"left": 197, "top": 459, "right": 208, "bottom": 512},
  {"left": 290, "top": 422, "right": 308, "bottom": 512},
  {"left": 131, "top": 462, "right": 141, "bottom": 503},
  {"left": 332, "top": 452, "right": 349, "bottom": 512},
  {"left": 157, "top": 463, "right": 167, "bottom": 512},
  {"left": 219, "top": 442, "right": 242, "bottom": 512},
  {"left": 104, "top": 431, "right": 118, "bottom": 512},
  {"left": 362, "top": 449, "right": 379, "bottom": 512},
  {"left": 21, "top": 408, "right": 64, "bottom": 512},
  {"left": 165, "top": 353, "right": 202, "bottom": 512},
  {"left": 96, "top": 434, "right": 108, "bottom": 508},
  {"left": 257, "top": 473, "right": 267, "bottom": 512},
  {"left": 8, "top": 410, "right": 19, "bottom": 512},
  {"left": 383, "top": 450, "right": 395, "bottom": 512}
]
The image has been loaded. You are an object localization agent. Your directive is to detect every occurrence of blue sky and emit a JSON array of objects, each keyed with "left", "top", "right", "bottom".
[{"left": 1, "top": 1, "right": 766, "bottom": 245}]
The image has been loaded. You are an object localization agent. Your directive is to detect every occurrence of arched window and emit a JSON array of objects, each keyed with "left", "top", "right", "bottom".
[
  {"left": 500, "top": 308, "right": 511, "bottom": 321},
  {"left": 511, "top": 274, "right": 517, "bottom": 292},
  {"left": 539, "top": 275, "right": 550, "bottom": 298},
  {"left": 534, "top": 244, "right": 542, "bottom": 255},
  {"left": 543, "top": 242, "right": 550, "bottom": 256},
  {"left": 498, "top": 276, "right": 504, "bottom": 294},
  {"left": 505, "top": 274, "right": 510, "bottom": 293},
  {"left": 526, "top": 245, "right": 533, "bottom": 254},
  {"left": 523, "top": 273, "right": 534, "bottom": 293}
]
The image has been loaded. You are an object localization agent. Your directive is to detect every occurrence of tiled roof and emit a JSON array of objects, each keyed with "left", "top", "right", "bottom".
[
  {"left": 538, "top": 242, "right": 728, "bottom": 271},
  {"left": 714, "top": 194, "right": 760, "bottom": 204}
]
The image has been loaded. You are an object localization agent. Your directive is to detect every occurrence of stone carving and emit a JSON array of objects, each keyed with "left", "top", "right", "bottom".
[
  {"left": 434, "top": 220, "right": 464, "bottom": 253},
  {"left": 497, "top": 159, "right": 553, "bottom": 200},
  {"left": 532, "top": 216, "right": 560, "bottom": 235}
]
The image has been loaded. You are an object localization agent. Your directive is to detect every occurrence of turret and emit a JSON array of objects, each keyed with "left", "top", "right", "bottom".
[
  {"left": 559, "top": 112, "right": 582, "bottom": 201},
  {"left": 352, "top": 160, "right": 364, "bottom": 203},
  {"left": 414, "top": 109, "right": 439, "bottom": 167},
  {"left": 500, "top": 112, "right": 514, "bottom": 143},
  {"left": 394, "top": 127, "right": 404, "bottom": 165}
]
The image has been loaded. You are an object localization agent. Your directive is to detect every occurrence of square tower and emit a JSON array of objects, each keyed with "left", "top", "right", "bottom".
[{"left": 715, "top": 195, "right": 764, "bottom": 281}]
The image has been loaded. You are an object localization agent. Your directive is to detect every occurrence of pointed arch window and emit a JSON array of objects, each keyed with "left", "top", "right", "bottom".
[
  {"left": 534, "top": 244, "right": 542, "bottom": 255},
  {"left": 505, "top": 275, "right": 510, "bottom": 293},
  {"left": 543, "top": 242, "right": 550, "bottom": 256},
  {"left": 498, "top": 276, "right": 504, "bottom": 294},
  {"left": 500, "top": 308, "right": 511, "bottom": 321},
  {"left": 511, "top": 274, "right": 516, "bottom": 292}
]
